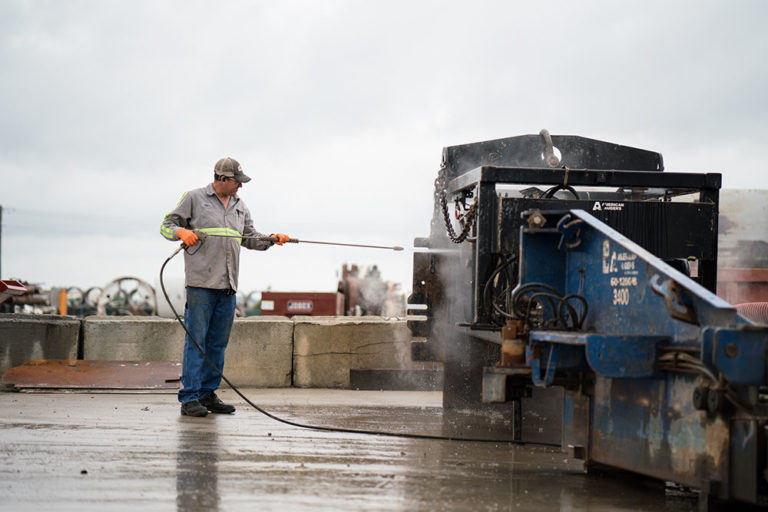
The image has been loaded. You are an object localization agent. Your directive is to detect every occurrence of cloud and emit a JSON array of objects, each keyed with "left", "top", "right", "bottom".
[{"left": 1, "top": 0, "right": 767, "bottom": 292}]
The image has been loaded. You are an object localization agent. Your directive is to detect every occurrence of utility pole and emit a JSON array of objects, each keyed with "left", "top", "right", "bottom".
[{"left": 0, "top": 204, "right": 3, "bottom": 279}]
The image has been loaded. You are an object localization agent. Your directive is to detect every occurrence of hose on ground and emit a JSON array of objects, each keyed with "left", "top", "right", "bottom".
[{"left": 160, "top": 245, "right": 558, "bottom": 447}]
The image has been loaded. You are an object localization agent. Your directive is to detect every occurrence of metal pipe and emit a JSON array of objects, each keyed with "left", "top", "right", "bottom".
[
  {"left": 195, "top": 232, "right": 404, "bottom": 251},
  {"left": 267, "top": 237, "right": 404, "bottom": 251}
]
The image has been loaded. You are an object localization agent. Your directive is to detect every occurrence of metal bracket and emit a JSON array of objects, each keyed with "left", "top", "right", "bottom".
[
  {"left": 529, "top": 344, "right": 566, "bottom": 387},
  {"left": 482, "top": 367, "right": 532, "bottom": 403},
  {"left": 702, "top": 327, "right": 768, "bottom": 385},
  {"left": 557, "top": 214, "right": 584, "bottom": 251},
  {"left": 650, "top": 274, "right": 698, "bottom": 325}
]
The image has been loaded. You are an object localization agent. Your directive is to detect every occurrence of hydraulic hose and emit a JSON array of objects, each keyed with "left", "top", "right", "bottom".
[{"left": 160, "top": 244, "right": 557, "bottom": 446}]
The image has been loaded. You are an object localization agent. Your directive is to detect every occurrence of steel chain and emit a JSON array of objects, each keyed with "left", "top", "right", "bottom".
[{"left": 436, "top": 164, "right": 479, "bottom": 243}]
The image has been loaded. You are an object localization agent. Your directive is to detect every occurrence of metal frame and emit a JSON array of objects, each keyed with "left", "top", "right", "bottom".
[{"left": 443, "top": 166, "right": 721, "bottom": 330}]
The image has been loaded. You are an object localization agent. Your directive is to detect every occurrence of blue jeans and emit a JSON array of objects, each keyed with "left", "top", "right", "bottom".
[{"left": 179, "top": 286, "right": 236, "bottom": 403}]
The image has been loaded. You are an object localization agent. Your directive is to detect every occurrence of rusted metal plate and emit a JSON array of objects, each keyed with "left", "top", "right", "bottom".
[
  {"left": 589, "top": 375, "right": 729, "bottom": 491},
  {"left": 2, "top": 359, "right": 181, "bottom": 393}
]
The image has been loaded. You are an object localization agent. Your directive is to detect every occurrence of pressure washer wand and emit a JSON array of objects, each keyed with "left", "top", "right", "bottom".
[
  {"left": 258, "top": 236, "right": 404, "bottom": 251},
  {"left": 192, "top": 231, "right": 403, "bottom": 251}
]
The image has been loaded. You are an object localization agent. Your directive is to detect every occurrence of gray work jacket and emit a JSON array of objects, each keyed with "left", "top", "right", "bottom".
[{"left": 160, "top": 184, "right": 272, "bottom": 290}]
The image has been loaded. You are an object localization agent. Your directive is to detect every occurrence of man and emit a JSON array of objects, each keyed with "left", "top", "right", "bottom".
[{"left": 161, "top": 157, "right": 290, "bottom": 417}]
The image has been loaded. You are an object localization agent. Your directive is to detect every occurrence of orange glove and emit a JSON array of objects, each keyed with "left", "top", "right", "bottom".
[
  {"left": 271, "top": 233, "right": 291, "bottom": 245},
  {"left": 177, "top": 228, "right": 199, "bottom": 246}
]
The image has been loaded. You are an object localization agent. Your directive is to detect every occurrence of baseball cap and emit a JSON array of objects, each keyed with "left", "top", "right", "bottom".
[{"left": 214, "top": 157, "right": 251, "bottom": 183}]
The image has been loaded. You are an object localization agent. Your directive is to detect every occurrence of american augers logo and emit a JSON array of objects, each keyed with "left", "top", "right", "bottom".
[{"left": 592, "top": 202, "right": 624, "bottom": 212}]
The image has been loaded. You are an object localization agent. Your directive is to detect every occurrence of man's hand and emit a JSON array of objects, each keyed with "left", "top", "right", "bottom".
[
  {"left": 271, "top": 233, "right": 291, "bottom": 246},
  {"left": 177, "top": 228, "right": 199, "bottom": 246}
]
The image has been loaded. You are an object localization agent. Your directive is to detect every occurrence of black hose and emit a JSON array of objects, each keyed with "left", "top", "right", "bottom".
[
  {"left": 511, "top": 283, "right": 562, "bottom": 318},
  {"left": 561, "top": 294, "right": 589, "bottom": 328},
  {"left": 482, "top": 254, "right": 517, "bottom": 323},
  {"left": 512, "top": 282, "right": 588, "bottom": 330},
  {"left": 542, "top": 184, "right": 579, "bottom": 200},
  {"left": 161, "top": 245, "right": 557, "bottom": 446}
]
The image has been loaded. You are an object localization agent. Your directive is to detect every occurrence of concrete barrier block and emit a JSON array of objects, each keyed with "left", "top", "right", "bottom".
[
  {"left": 223, "top": 317, "right": 294, "bottom": 387},
  {"left": 83, "top": 316, "right": 293, "bottom": 388},
  {"left": 293, "top": 317, "right": 415, "bottom": 388},
  {"left": 83, "top": 316, "right": 185, "bottom": 361},
  {"left": 0, "top": 313, "right": 80, "bottom": 379}
]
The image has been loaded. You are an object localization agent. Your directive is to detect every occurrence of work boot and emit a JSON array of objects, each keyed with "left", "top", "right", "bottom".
[
  {"left": 180, "top": 400, "right": 208, "bottom": 417},
  {"left": 199, "top": 392, "right": 236, "bottom": 414}
]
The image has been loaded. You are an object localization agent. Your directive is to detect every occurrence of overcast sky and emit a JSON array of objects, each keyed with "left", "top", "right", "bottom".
[{"left": 1, "top": 0, "right": 767, "bottom": 299}]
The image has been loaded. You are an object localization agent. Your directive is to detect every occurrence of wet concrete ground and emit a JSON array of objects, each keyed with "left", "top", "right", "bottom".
[{"left": 0, "top": 388, "right": 700, "bottom": 511}]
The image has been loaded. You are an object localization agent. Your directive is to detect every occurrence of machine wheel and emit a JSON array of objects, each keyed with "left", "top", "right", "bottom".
[
  {"left": 707, "top": 388, "right": 725, "bottom": 415},
  {"left": 692, "top": 386, "right": 709, "bottom": 411},
  {"left": 66, "top": 287, "right": 84, "bottom": 306},
  {"left": 96, "top": 277, "right": 157, "bottom": 316}
]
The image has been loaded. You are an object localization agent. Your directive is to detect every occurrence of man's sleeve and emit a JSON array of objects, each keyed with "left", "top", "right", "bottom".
[
  {"left": 160, "top": 191, "right": 192, "bottom": 241},
  {"left": 241, "top": 204, "right": 272, "bottom": 251}
]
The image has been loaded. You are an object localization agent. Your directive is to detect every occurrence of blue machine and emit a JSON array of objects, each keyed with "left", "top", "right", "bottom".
[
  {"left": 514, "top": 208, "right": 768, "bottom": 507},
  {"left": 410, "top": 132, "right": 767, "bottom": 508}
]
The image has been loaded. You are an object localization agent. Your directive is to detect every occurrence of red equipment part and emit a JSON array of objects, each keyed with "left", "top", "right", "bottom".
[{"left": 0, "top": 280, "right": 27, "bottom": 305}]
